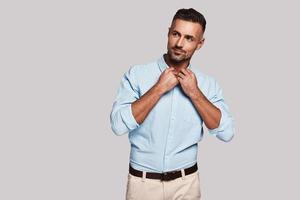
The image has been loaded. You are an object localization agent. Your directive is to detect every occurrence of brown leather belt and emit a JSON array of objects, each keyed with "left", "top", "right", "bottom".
[{"left": 129, "top": 163, "right": 198, "bottom": 181}]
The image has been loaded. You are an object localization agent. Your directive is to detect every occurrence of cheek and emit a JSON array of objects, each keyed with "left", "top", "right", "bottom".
[
  {"left": 168, "top": 37, "right": 177, "bottom": 46},
  {"left": 186, "top": 45, "right": 198, "bottom": 54}
]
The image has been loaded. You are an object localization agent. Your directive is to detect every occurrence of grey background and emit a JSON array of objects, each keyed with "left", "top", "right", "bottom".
[{"left": 0, "top": 0, "right": 299, "bottom": 199}]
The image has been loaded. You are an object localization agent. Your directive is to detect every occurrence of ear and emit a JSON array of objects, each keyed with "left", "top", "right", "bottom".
[{"left": 196, "top": 38, "right": 205, "bottom": 50}]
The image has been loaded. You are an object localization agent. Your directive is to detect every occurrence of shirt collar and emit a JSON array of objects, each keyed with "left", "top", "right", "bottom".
[{"left": 157, "top": 54, "right": 192, "bottom": 72}]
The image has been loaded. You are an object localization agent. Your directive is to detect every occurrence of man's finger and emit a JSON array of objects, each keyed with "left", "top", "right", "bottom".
[
  {"left": 177, "top": 72, "right": 185, "bottom": 79},
  {"left": 177, "top": 75, "right": 183, "bottom": 81},
  {"left": 180, "top": 68, "right": 189, "bottom": 76}
]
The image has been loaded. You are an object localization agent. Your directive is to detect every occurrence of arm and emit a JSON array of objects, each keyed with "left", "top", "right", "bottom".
[
  {"left": 131, "top": 84, "right": 164, "bottom": 124},
  {"left": 177, "top": 68, "right": 235, "bottom": 142},
  {"left": 110, "top": 66, "right": 141, "bottom": 136},
  {"left": 205, "top": 79, "right": 235, "bottom": 142},
  {"left": 132, "top": 67, "right": 178, "bottom": 124},
  {"left": 189, "top": 88, "right": 222, "bottom": 130},
  {"left": 110, "top": 66, "right": 178, "bottom": 135}
]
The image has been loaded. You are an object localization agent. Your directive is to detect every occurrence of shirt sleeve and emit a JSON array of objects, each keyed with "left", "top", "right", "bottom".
[
  {"left": 110, "top": 66, "right": 140, "bottom": 136},
  {"left": 207, "top": 79, "right": 235, "bottom": 142}
]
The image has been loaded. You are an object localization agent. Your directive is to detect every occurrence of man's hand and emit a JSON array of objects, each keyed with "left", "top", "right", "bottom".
[
  {"left": 155, "top": 67, "right": 179, "bottom": 94},
  {"left": 177, "top": 68, "right": 200, "bottom": 99},
  {"left": 131, "top": 67, "right": 178, "bottom": 124},
  {"left": 176, "top": 68, "right": 222, "bottom": 130}
]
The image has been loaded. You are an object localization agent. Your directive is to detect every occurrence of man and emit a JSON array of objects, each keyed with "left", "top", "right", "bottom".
[{"left": 110, "top": 8, "right": 235, "bottom": 200}]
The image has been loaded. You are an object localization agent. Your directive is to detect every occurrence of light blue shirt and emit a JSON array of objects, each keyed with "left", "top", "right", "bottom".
[{"left": 110, "top": 55, "right": 235, "bottom": 173}]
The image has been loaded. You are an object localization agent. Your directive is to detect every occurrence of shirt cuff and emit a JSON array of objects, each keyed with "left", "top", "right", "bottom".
[
  {"left": 207, "top": 110, "right": 225, "bottom": 136},
  {"left": 208, "top": 112, "right": 235, "bottom": 142},
  {"left": 120, "top": 104, "right": 140, "bottom": 131}
]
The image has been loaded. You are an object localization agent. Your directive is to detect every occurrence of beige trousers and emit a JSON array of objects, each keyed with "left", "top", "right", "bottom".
[{"left": 126, "top": 169, "right": 201, "bottom": 200}]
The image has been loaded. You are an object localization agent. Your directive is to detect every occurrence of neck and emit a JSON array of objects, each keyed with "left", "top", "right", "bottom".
[{"left": 163, "top": 54, "right": 190, "bottom": 72}]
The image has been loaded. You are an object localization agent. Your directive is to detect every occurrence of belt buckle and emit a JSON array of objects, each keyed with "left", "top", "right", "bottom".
[
  {"left": 160, "top": 171, "right": 177, "bottom": 181},
  {"left": 160, "top": 172, "right": 170, "bottom": 181}
]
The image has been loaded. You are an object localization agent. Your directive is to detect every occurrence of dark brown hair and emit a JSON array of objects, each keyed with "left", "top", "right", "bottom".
[{"left": 172, "top": 8, "right": 207, "bottom": 33}]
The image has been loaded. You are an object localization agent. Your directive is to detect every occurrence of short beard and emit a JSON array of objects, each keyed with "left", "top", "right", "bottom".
[{"left": 167, "top": 50, "right": 184, "bottom": 62}]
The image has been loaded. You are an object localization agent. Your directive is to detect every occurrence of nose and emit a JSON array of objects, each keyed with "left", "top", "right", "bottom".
[{"left": 176, "top": 37, "right": 184, "bottom": 48}]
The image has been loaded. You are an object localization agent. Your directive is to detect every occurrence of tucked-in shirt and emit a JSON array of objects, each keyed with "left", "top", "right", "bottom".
[{"left": 110, "top": 55, "right": 235, "bottom": 173}]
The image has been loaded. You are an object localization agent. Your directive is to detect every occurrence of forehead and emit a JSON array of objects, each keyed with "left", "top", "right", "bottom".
[{"left": 170, "top": 19, "right": 203, "bottom": 37}]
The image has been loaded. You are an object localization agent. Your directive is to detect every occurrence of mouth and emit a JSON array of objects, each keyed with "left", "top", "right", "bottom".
[{"left": 173, "top": 48, "right": 185, "bottom": 54}]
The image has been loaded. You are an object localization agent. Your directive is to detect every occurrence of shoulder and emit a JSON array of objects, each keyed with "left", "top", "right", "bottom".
[
  {"left": 191, "top": 67, "right": 221, "bottom": 99},
  {"left": 130, "top": 59, "right": 158, "bottom": 72},
  {"left": 126, "top": 59, "right": 159, "bottom": 78},
  {"left": 192, "top": 67, "right": 218, "bottom": 86}
]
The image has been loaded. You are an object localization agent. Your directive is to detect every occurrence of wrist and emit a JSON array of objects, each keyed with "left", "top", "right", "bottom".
[
  {"left": 189, "top": 88, "right": 204, "bottom": 101},
  {"left": 153, "top": 83, "right": 166, "bottom": 96}
]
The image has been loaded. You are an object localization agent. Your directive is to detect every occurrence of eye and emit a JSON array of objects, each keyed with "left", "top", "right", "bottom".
[
  {"left": 172, "top": 32, "right": 180, "bottom": 37},
  {"left": 186, "top": 37, "right": 194, "bottom": 42}
]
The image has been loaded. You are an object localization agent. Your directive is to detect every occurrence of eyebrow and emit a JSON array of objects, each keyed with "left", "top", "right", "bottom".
[{"left": 172, "top": 30, "right": 196, "bottom": 40}]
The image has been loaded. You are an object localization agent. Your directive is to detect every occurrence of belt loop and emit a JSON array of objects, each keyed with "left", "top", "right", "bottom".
[
  {"left": 181, "top": 169, "right": 186, "bottom": 180},
  {"left": 142, "top": 171, "right": 146, "bottom": 182}
]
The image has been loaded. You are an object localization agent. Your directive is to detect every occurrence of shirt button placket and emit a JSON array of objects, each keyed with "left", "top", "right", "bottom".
[{"left": 165, "top": 89, "right": 178, "bottom": 170}]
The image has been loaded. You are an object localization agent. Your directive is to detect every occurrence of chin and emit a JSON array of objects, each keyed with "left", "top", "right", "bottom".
[{"left": 170, "top": 54, "right": 185, "bottom": 62}]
